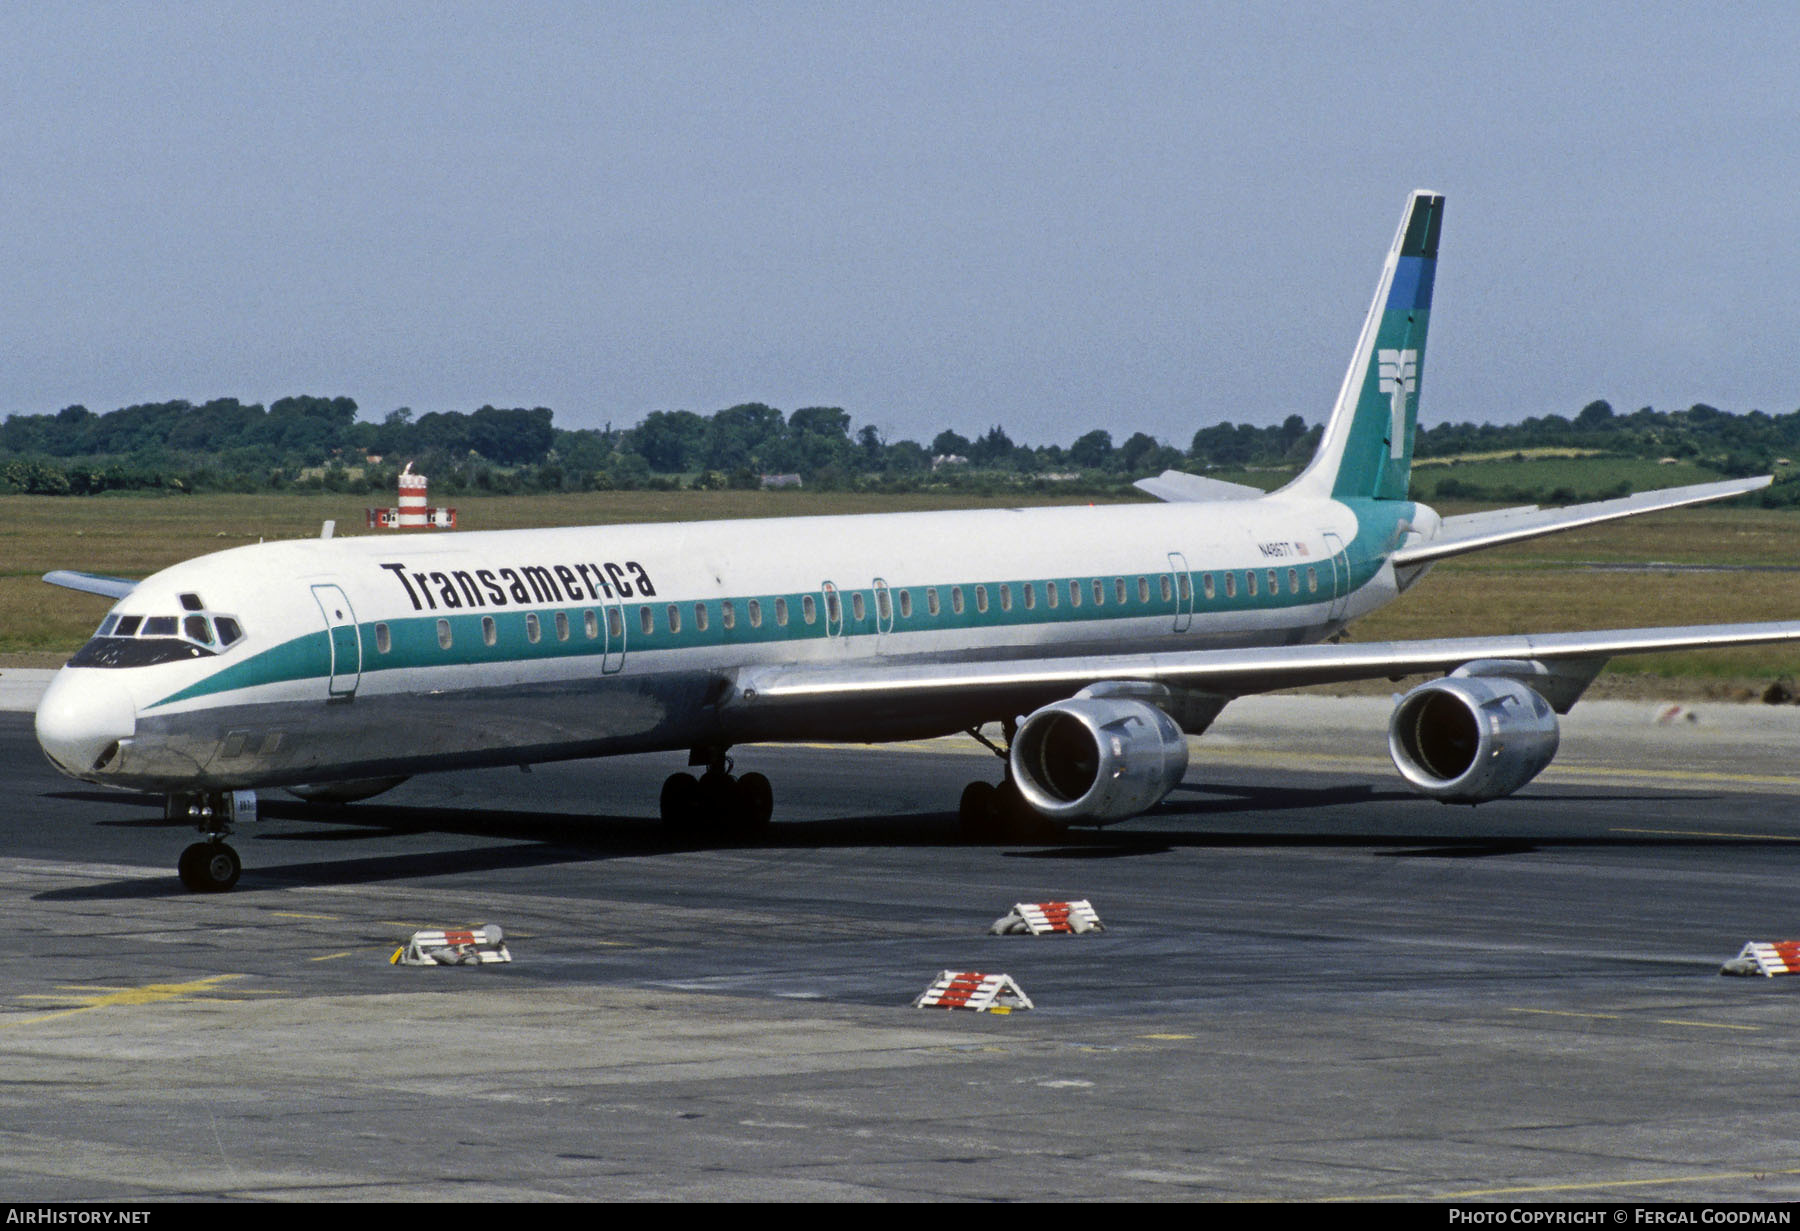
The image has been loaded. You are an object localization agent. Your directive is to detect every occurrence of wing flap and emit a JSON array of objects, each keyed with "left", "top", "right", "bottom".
[
  {"left": 1394, "top": 476, "right": 1771, "bottom": 566},
  {"left": 731, "top": 621, "right": 1800, "bottom": 727}
]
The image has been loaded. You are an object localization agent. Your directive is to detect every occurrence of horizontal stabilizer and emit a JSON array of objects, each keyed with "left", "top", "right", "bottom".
[
  {"left": 42, "top": 570, "right": 137, "bottom": 599},
  {"left": 1394, "top": 476, "right": 1771, "bottom": 567},
  {"left": 1133, "top": 470, "right": 1266, "bottom": 503}
]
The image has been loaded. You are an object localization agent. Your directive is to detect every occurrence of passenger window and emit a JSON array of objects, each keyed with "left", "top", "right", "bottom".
[
  {"left": 999, "top": 585, "right": 1012, "bottom": 612},
  {"left": 584, "top": 609, "right": 599, "bottom": 639},
  {"left": 555, "top": 611, "right": 570, "bottom": 641},
  {"left": 374, "top": 622, "right": 390, "bottom": 654},
  {"left": 801, "top": 595, "right": 816, "bottom": 625},
  {"left": 1203, "top": 573, "right": 1215, "bottom": 600},
  {"left": 721, "top": 600, "right": 735, "bottom": 630},
  {"left": 482, "top": 616, "right": 497, "bottom": 646},
  {"left": 1224, "top": 573, "right": 1236, "bottom": 598},
  {"left": 1308, "top": 567, "right": 1318, "bottom": 593},
  {"left": 1288, "top": 568, "right": 1299, "bottom": 594},
  {"left": 667, "top": 605, "right": 681, "bottom": 633},
  {"left": 975, "top": 585, "right": 987, "bottom": 614},
  {"left": 1046, "top": 582, "right": 1059, "bottom": 609},
  {"left": 436, "top": 619, "right": 452, "bottom": 649},
  {"left": 607, "top": 609, "right": 623, "bottom": 639},
  {"left": 1136, "top": 577, "right": 1149, "bottom": 603},
  {"left": 851, "top": 592, "right": 866, "bottom": 621},
  {"left": 526, "top": 613, "right": 541, "bottom": 643},
  {"left": 776, "top": 597, "right": 790, "bottom": 626},
  {"left": 1267, "top": 569, "right": 1279, "bottom": 594},
  {"left": 694, "top": 604, "right": 708, "bottom": 632},
  {"left": 951, "top": 587, "right": 965, "bottom": 614},
  {"left": 1159, "top": 576, "right": 1172, "bottom": 603},
  {"left": 1178, "top": 574, "right": 1192, "bottom": 602},
  {"left": 640, "top": 606, "right": 654, "bottom": 635},
  {"left": 1115, "top": 578, "right": 1127, "bottom": 604},
  {"left": 1068, "top": 581, "right": 1081, "bottom": 607},
  {"left": 927, "top": 588, "right": 940, "bottom": 616},
  {"left": 1023, "top": 584, "right": 1036, "bottom": 610},
  {"left": 747, "top": 599, "right": 762, "bottom": 628},
  {"left": 899, "top": 590, "right": 912, "bottom": 619},
  {"left": 1092, "top": 579, "right": 1104, "bottom": 606},
  {"left": 1247, "top": 571, "right": 1258, "bottom": 597}
]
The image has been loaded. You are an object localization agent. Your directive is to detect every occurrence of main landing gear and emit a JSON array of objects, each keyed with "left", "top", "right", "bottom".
[
  {"left": 660, "top": 748, "right": 774, "bottom": 838},
  {"left": 957, "top": 722, "right": 1062, "bottom": 842},
  {"left": 168, "top": 791, "right": 249, "bottom": 893}
]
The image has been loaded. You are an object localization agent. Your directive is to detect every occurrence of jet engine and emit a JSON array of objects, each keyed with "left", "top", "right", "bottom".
[
  {"left": 1010, "top": 696, "right": 1189, "bottom": 822},
  {"left": 1388, "top": 676, "right": 1559, "bottom": 802}
]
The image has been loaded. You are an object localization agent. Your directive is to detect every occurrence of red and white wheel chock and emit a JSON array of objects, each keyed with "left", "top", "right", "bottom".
[
  {"left": 1721, "top": 941, "right": 1800, "bottom": 977},
  {"left": 990, "top": 899, "right": 1105, "bottom": 936},
  {"left": 393, "top": 924, "right": 511, "bottom": 966},
  {"left": 912, "top": 971, "right": 1034, "bottom": 1012}
]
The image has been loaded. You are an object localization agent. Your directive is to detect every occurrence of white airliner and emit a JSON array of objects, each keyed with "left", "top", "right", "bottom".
[{"left": 33, "top": 190, "right": 1800, "bottom": 892}]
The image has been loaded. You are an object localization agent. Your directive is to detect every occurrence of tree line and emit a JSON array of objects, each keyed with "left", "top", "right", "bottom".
[{"left": 3, "top": 394, "right": 1800, "bottom": 505}]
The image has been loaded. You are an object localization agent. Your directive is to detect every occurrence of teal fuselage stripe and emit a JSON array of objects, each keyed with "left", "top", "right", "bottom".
[{"left": 145, "top": 525, "right": 1403, "bottom": 711}]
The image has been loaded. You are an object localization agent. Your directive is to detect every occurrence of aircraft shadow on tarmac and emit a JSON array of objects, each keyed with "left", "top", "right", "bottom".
[{"left": 35, "top": 776, "right": 1787, "bottom": 900}]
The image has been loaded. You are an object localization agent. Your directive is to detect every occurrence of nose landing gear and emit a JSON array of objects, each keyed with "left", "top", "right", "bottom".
[{"left": 168, "top": 791, "right": 254, "bottom": 893}]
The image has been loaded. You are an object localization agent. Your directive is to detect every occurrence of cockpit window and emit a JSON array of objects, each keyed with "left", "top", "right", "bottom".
[{"left": 72, "top": 600, "right": 248, "bottom": 669}]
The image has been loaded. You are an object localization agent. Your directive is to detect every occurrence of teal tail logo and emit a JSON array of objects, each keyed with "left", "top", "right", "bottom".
[{"left": 1288, "top": 191, "right": 1442, "bottom": 503}]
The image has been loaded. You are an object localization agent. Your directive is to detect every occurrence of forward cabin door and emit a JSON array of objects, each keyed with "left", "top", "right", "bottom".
[
  {"left": 311, "top": 584, "right": 362, "bottom": 700},
  {"left": 601, "top": 598, "right": 627, "bottom": 674}
]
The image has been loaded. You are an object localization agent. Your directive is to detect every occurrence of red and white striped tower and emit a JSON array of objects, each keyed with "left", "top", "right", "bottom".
[{"left": 396, "top": 463, "right": 429, "bottom": 528}]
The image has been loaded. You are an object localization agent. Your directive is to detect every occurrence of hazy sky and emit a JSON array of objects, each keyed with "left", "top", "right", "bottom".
[{"left": 3, "top": 3, "right": 1795, "bottom": 447}]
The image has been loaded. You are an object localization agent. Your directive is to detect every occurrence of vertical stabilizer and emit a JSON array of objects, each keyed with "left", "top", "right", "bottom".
[{"left": 1286, "top": 190, "right": 1443, "bottom": 502}]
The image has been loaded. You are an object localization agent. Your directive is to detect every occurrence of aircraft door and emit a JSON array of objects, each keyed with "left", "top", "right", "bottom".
[
  {"left": 1167, "top": 552, "right": 1194, "bottom": 632},
  {"left": 873, "top": 578, "right": 894, "bottom": 649},
  {"left": 601, "top": 598, "right": 627, "bottom": 674},
  {"left": 1322, "top": 532, "right": 1349, "bottom": 622},
  {"left": 310, "top": 584, "right": 362, "bottom": 700}
]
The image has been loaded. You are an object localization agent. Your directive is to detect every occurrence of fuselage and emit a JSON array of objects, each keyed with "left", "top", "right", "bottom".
[{"left": 34, "top": 493, "right": 1429, "bottom": 793}]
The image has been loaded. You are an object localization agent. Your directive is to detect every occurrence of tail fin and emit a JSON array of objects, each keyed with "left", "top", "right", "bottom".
[{"left": 1286, "top": 190, "right": 1443, "bottom": 502}]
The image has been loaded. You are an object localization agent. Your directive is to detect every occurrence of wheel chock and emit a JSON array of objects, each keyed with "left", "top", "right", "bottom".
[
  {"left": 990, "top": 899, "right": 1104, "bottom": 935},
  {"left": 1721, "top": 941, "right": 1800, "bottom": 976},
  {"left": 392, "top": 924, "right": 511, "bottom": 966},
  {"left": 912, "top": 971, "right": 1033, "bottom": 1012}
]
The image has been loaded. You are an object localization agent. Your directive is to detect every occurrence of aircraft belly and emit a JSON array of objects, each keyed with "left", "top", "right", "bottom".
[{"left": 107, "top": 670, "right": 721, "bottom": 792}]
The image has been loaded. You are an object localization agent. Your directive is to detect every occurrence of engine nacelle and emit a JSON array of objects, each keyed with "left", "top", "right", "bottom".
[
  {"left": 1388, "top": 676, "right": 1559, "bottom": 802},
  {"left": 1010, "top": 697, "right": 1189, "bottom": 822}
]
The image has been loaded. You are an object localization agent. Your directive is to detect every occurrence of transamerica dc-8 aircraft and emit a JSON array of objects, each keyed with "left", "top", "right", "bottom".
[{"left": 33, "top": 190, "right": 1800, "bottom": 892}]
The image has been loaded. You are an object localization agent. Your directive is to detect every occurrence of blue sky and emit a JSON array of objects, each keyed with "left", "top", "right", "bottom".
[{"left": 3, "top": 3, "right": 1795, "bottom": 447}]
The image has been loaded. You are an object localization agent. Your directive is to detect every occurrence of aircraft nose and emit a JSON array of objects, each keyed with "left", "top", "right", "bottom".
[{"left": 35, "top": 669, "right": 137, "bottom": 778}]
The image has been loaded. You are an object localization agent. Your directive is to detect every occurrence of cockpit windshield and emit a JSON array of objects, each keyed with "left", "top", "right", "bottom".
[{"left": 68, "top": 595, "right": 246, "bottom": 669}]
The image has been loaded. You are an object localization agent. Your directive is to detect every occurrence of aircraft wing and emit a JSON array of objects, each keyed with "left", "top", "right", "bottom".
[
  {"left": 730, "top": 620, "right": 1800, "bottom": 728},
  {"left": 1393, "top": 476, "right": 1771, "bottom": 567},
  {"left": 42, "top": 570, "right": 137, "bottom": 599}
]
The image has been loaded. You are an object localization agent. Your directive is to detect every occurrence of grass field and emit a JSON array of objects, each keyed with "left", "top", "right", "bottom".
[{"left": 3, "top": 490, "right": 1796, "bottom": 695}]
